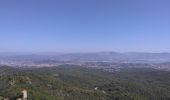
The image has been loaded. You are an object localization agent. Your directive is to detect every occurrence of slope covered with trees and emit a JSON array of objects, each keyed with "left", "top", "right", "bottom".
[{"left": 0, "top": 65, "right": 170, "bottom": 100}]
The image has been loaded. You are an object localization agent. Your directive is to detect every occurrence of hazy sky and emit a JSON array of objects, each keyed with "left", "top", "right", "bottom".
[{"left": 0, "top": 0, "right": 170, "bottom": 53}]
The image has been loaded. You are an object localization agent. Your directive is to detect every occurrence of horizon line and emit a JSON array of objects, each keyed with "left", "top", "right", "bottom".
[{"left": 0, "top": 51, "right": 170, "bottom": 54}]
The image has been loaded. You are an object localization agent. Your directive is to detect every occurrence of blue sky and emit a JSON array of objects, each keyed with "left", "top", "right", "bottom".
[{"left": 0, "top": 0, "right": 170, "bottom": 53}]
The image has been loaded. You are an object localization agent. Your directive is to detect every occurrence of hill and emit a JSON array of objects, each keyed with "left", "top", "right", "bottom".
[{"left": 0, "top": 65, "right": 170, "bottom": 100}]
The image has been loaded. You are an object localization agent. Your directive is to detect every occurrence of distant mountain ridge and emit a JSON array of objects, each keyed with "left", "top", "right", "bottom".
[{"left": 1, "top": 52, "right": 170, "bottom": 64}]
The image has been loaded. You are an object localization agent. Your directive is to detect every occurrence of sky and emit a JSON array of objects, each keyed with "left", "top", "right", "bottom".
[{"left": 0, "top": 0, "right": 170, "bottom": 53}]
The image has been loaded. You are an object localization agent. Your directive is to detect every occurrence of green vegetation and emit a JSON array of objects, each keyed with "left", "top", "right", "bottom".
[{"left": 0, "top": 65, "right": 170, "bottom": 100}]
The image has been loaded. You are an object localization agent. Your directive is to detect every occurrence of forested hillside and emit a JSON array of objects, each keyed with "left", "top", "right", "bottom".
[{"left": 0, "top": 65, "right": 170, "bottom": 100}]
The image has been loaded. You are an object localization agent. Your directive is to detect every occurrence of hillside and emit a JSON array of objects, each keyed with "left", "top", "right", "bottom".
[{"left": 0, "top": 65, "right": 170, "bottom": 100}]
